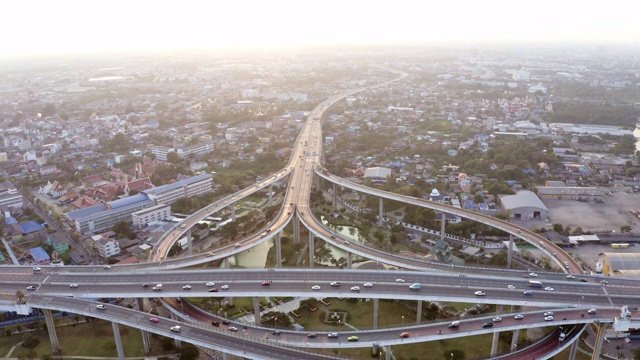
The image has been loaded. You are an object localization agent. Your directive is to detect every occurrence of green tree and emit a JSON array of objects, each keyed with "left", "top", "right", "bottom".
[
  {"left": 178, "top": 343, "right": 199, "bottom": 360},
  {"left": 167, "top": 151, "right": 180, "bottom": 164},
  {"left": 621, "top": 225, "right": 632, "bottom": 233},
  {"left": 632, "top": 347, "right": 640, "bottom": 360}
]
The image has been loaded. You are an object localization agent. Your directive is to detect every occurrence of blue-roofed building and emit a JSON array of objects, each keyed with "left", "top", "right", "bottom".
[
  {"left": 20, "top": 221, "right": 44, "bottom": 234},
  {"left": 67, "top": 174, "right": 212, "bottom": 234},
  {"left": 30, "top": 246, "right": 51, "bottom": 264}
]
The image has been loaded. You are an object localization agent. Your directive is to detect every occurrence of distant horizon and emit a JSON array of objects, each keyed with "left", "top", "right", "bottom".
[{"left": 2, "top": 0, "right": 639, "bottom": 59}]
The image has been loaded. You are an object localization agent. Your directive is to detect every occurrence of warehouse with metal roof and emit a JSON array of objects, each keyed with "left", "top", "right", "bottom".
[
  {"left": 598, "top": 253, "right": 640, "bottom": 279},
  {"left": 499, "top": 190, "right": 549, "bottom": 220}
]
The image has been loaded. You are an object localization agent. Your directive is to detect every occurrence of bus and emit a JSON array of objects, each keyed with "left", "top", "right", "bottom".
[
  {"left": 611, "top": 243, "right": 629, "bottom": 249},
  {"left": 528, "top": 280, "right": 543, "bottom": 288}
]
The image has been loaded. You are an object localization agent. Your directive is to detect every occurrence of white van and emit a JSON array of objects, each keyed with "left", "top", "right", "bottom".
[
  {"left": 152, "top": 284, "right": 163, "bottom": 291},
  {"left": 448, "top": 321, "right": 460, "bottom": 328},
  {"left": 170, "top": 326, "right": 181, "bottom": 333}
]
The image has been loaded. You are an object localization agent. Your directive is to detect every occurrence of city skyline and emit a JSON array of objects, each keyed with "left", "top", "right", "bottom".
[{"left": 2, "top": 0, "right": 639, "bottom": 58}]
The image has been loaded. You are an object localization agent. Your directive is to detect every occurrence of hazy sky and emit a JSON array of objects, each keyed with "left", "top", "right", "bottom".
[{"left": 2, "top": 0, "right": 638, "bottom": 57}]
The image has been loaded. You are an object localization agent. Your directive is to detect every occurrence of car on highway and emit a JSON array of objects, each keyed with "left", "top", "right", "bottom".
[
  {"left": 544, "top": 287, "right": 554, "bottom": 292},
  {"left": 234, "top": 243, "right": 241, "bottom": 248},
  {"left": 206, "top": 282, "right": 216, "bottom": 287},
  {"left": 307, "top": 333, "right": 317, "bottom": 338},
  {"left": 182, "top": 285, "right": 192, "bottom": 290},
  {"left": 514, "top": 314, "right": 524, "bottom": 320},
  {"left": 96, "top": 304, "right": 107, "bottom": 310},
  {"left": 206, "top": 252, "right": 215, "bottom": 257},
  {"left": 26, "top": 286, "right": 36, "bottom": 290},
  {"left": 529, "top": 272, "right": 538, "bottom": 277},
  {"left": 149, "top": 318, "right": 159, "bottom": 323},
  {"left": 400, "top": 332, "right": 409, "bottom": 338},
  {"left": 222, "top": 320, "right": 230, "bottom": 325},
  {"left": 474, "top": 291, "right": 486, "bottom": 296},
  {"left": 363, "top": 283, "right": 373, "bottom": 288},
  {"left": 311, "top": 285, "right": 321, "bottom": 290},
  {"left": 262, "top": 281, "right": 271, "bottom": 286},
  {"left": 492, "top": 317, "right": 502, "bottom": 322},
  {"left": 327, "top": 332, "right": 339, "bottom": 338},
  {"left": 566, "top": 275, "right": 575, "bottom": 279},
  {"left": 347, "top": 336, "right": 359, "bottom": 342},
  {"left": 330, "top": 282, "right": 340, "bottom": 287},
  {"left": 448, "top": 321, "right": 460, "bottom": 328},
  {"left": 482, "top": 322, "right": 493, "bottom": 328},
  {"left": 208, "top": 288, "right": 219, "bottom": 292},
  {"left": 142, "top": 283, "right": 150, "bottom": 288},
  {"left": 33, "top": 267, "right": 41, "bottom": 272},
  {"left": 544, "top": 312, "right": 554, "bottom": 316},
  {"left": 272, "top": 330, "right": 281, "bottom": 336},
  {"left": 228, "top": 327, "right": 238, "bottom": 332},
  {"left": 170, "top": 326, "right": 181, "bottom": 332},
  {"left": 588, "top": 309, "right": 597, "bottom": 314},
  {"left": 507, "top": 285, "right": 516, "bottom": 289},
  {"left": 343, "top": 240, "right": 350, "bottom": 245},
  {"left": 523, "top": 290, "right": 532, "bottom": 295},
  {"left": 395, "top": 279, "right": 405, "bottom": 283},
  {"left": 176, "top": 298, "right": 182, "bottom": 303},
  {"left": 350, "top": 286, "right": 360, "bottom": 292},
  {"left": 211, "top": 321, "right": 220, "bottom": 327},
  {"left": 221, "top": 285, "right": 229, "bottom": 290},
  {"left": 544, "top": 316, "right": 554, "bottom": 321},
  {"left": 69, "top": 284, "right": 79, "bottom": 288},
  {"left": 579, "top": 278, "right": 589, "bottom": 282},
  {"left": 103, "top": 265, "right": 111, "bottom": 270}
]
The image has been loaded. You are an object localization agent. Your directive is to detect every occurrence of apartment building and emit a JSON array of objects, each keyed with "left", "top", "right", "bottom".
[
  {"left": 132, "top": 204, "right": 171, "bottom": 228},
  {"left": 0, "top": 181, "right": 24, "bottom": 209},
  {"left": 142, "top": 173, "right": 212, "bottom": 205},
  {"left": 97, "top": 238, "right": 121, "bottom": 259}
]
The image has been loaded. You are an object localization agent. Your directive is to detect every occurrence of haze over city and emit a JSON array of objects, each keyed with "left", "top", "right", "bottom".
[{"left": 2, "top": 0, "right": 640, "bottom": 57}]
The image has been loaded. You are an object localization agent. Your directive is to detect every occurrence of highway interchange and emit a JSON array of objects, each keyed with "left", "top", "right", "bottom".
[{"left": 0, "top": 67, "right": 628, "bottom": 359}]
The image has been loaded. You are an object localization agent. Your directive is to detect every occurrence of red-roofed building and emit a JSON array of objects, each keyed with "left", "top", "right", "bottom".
[
  {"left": 83, "top": 174, "right": 103, "bottom": 188},
  {"left": 71, "top": 196, "right": 101, "bottom": 209},
  {"left": 124, "top": 177, "right": 154, "bottom": 196},
  {"left": 88, "top": 183, "right": 121, "bottom": 202}
]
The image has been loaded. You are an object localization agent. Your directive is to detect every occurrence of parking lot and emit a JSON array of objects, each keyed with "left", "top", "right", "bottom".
[{"left": 541, "top": 191, "right": 640, "bottom": 233}]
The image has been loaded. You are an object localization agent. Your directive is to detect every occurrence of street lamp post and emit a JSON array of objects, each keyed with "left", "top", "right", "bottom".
[
  {"left": 401, "top": 315, "right": 404, "bottom": 328},
  {"left": 450, "top": 352, "right": 454, "bottom": 360},
  {"left": 274, "top": 317, "right": 277, "bottom": 329}
]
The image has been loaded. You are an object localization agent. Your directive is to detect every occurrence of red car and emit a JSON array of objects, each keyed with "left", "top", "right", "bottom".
[
  {"left": 149, "top": 318, "right": 160, "bottom": 323},
  {"left": 262, "top": 281, "right": 271, "bottom": 286}
]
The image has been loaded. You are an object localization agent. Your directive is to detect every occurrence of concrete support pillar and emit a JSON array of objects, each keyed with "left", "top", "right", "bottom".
[
  {"left": 507, "top": 234, "right": 514, "bottom": 268},
  {"left": 378, "top": 198, "right": 384, "bottom": 226},
  {"left": 569, "top": 338, "right": 579, "bottom": 360},
  {"left": 440, "top": 213, "right": 446, "bottom": 241},
  {"left": 309, "top": 233, "right": 315, "bottom": 268},
  {"left": 223, "top": 257, "right": 230, "bottom": 268},
  {"left": 347, "top": 252, "right": 352, "bottom": 269},
  {"left": 111, "top": 322, "right": 125, "bottom": 360},
  {"left": 416, "top": 300, "right": 422, "bottom": 324},
  {"left": 170, "top": 313, "right": 182, "bottom": 347},
  {"left": 385, "top": 345, "right": 391, "bottom": 360},
  {"left": 268, "top": 184, "right": 273, "bottom": 206},
  {"left": 314, "top": 172, "right": 319, "bottom": 190},
  {"left": 373, "top": 298, "right": 379, "bottom": 329},
  {"left": 253, "top": 297, "right": 261, "bottom": 326},
  {"left": 333, "top": 183, "right": 337, "bottom": 211},
  {"left": 591, "top": 323, "right": 608, "bottom": 360},
  {"left": 511, "top": 329, "right": 520, "bottom": 351},
  {"left": 293, "top": 215, "right": 300, "bottom": 244},
  {"left": 231, "top": 203, "right": 236, "bottom": 221},
  {"left": 275, "top": 233, "right": 282, "bottom": 268},
  {"left": 43, "top": 309, "right": 59, "bottom": 353},
  {"left": 222, "top": 353, "right": 229, "bottom": 360},
  {"left": 186, "top": 228, "right": 193, "bottom": 256},
  {"left": 137, "top": 299, "right": 150, "bottom": 353},
  {"left": 490, "top": 305, "right": 503, "bottom": 357}
]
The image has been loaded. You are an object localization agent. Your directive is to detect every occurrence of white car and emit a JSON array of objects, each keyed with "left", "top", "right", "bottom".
[
  {"left": 221, "top": 285, "right": 229, "bottom": 290},
  {"left": 182, "top": 285, "right": 192, "bottom": 290},
  {"left": 170, "top": 326, "right": 181, "bottom": 333},
  {"left": 507, "top": 285, "right": 516, "bottom": 289},
  {"left": 69, "top": 284, "right": 79, "bottom": 288},
  {"left": 311, "top": 285, "right": 321, "bottom": 290},
  {"left": 33, "top": 267, "right": 41, "bottom": 272},
  {"left": 363, "top": 283, "right": 373, "bottom": 288},
  {"left": 566, "top": 275, "right": 575, "bottom": 279},
  {"left": 492, "top": 317, "right": 502, "bottom": 322},
  {"left": 544, "top": 287, "right": 554, "bottom": 292},
  {"left": 206, "top": 282, "right": 216, "bottom": 287},
  {"left": 350, "top": 286, "right": 360, "bottom": 292},
  {"left": 544, "top": 316, "right": 554, "bottom": 321},
  {"left": 96, "top": 304, "right": 107, "bottom": 310},
  {"left": 395, "top": 279, "right": 405, "bottom": 283},
  {"left": 544, "top": 311, "right": 554, "bottom": 316},
  {"left": 474, "top": 291, "right": 486, "bottom": 296},
  {"left": 529, "top": 273, "right": 538, "bottom": 277},
  {"left": 587, "top": 309, "right": 597, "bottom": 314},
  {"left": 514, "top": 314, "right": 524, "bottom": 320},
  {"left": 330, "top": 282, "right": 341, "bottom": 287}
]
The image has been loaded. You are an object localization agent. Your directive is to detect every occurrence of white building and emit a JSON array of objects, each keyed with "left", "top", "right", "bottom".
[
  {"left": 150, "top": 146, "right": 174, "bottom": 162},
  {"left": 132, "top": 204, "right": 171, "bottom": 228},
  {"left": 143, "top": 173, "right": 212, "bottom": 205},
  {"left": 97, "top": 238, "right": 121, "bottom": 259},
  {"left": 364, "top": 167, "right": 392, "bottom": 184},
  {"left": 0, "top": 181, "right": 23, "bottom": 209}
]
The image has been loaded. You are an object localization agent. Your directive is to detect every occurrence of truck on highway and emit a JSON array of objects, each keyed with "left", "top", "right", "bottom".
[
  {"left": 528, "top": 280, "right": 543, "bottom": 288},
  {"left": 409, "top": 283, "right": 421, "bottom": 290}
]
